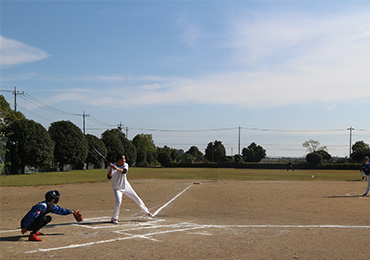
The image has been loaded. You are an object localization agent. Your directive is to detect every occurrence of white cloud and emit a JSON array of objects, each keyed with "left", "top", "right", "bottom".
[
  {"left": 0, "top": 36, "right": 49, "bottom": 66},
  {"left": 117, "top": 10, "right": 370, "bottom": 108},
  {"left": 30, "top": 9, "right": 370, "bottom": 110},
  {"left": 176, "top": 11, "right": 204, "bottom": 50}
]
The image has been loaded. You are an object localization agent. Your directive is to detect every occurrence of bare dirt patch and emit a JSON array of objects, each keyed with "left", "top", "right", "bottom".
[{"left": 1, "top": 179, "right": 369, "bottom": 259}]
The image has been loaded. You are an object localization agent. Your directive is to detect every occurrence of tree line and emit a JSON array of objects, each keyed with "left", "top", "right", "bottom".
[
  {"left": 1, "top": 95, "right": 369, "bottom": 174},
  {"left": 0, "top": 96, "right": 267, "bottom": 174}
]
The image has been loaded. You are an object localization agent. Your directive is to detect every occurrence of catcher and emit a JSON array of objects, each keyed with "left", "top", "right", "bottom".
[{"left": 20, "top": 190, "right": 83, "bottom": 241}]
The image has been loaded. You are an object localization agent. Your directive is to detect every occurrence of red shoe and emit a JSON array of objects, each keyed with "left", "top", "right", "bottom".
[
  {"left": 36, "top": 232, "right": 44, "bottom": 236},
  {"left": 29, "top": 234, "right": 43, "bottom": 241}
]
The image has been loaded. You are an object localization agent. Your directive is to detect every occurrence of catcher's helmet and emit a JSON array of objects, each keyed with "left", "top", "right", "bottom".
[{"left": 45, "top": 190, "right": 60, "bottom": 204}]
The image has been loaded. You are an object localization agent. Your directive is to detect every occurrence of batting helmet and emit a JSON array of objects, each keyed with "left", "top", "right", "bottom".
[{"left": 45, "top": 190, "right": 60, "bottom": 204}]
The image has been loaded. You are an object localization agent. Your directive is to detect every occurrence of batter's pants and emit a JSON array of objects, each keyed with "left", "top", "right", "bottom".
[{"left": 112, "top": 182, "right": 150, "bottom": 220}]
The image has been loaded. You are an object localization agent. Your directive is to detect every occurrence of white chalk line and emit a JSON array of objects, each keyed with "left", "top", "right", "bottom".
[
  {"left": 346, "top": 193, "right": 369, "bottom": 199},
  {"left": 152, "top": 183, "right": 194, "bottom": 217},
  {"left": 25, "top": 220, "right": 370, "bottom": 254},
  {"left": 73, "top": 218, "right": 165, "bottom": 230},
  {"left": 0, "top": 229, "right": 20, "bottom": 234}
]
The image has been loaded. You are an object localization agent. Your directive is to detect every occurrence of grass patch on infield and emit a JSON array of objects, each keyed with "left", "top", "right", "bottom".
[{"left": 0, "top": 168, "right": 362, "bottom": 187}]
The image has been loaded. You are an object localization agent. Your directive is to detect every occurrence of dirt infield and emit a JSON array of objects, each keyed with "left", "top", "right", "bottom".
[{"left": 1, "top": 179, "right": 369, "bottom": 259}]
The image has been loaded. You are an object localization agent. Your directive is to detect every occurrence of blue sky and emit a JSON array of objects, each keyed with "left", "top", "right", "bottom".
[{"left": 1, "top": 0, "right": 369, "bottom": 158}]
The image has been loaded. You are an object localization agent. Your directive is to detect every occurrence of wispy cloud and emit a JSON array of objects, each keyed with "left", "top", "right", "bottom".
[
  {"left": 79, "top": 10, "right": 370, "bottom": 108},
  {"left": 176, "top": 10, "right": 204, "bottom": 50},
  {"left": 0, "top": 36, "right": 50, "bottom": 67},
  {"left": 10, "top": 8, "right": 370, "bottom": 110}
]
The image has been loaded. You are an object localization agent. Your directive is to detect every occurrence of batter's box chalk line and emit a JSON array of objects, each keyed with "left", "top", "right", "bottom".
[
  {"left": 25, "top": 221, "right": 370, "bottom": 254},
  {"left": 73, "top": 216, "right": 165, "bottom": 230}
]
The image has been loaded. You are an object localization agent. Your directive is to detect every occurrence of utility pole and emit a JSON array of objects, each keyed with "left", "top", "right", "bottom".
[
  {"left": 12, "top": 86, "right": 24, "bottom": 111},
  {"left": 0, "top": 87, "right": 24, "bottom": 111},
  {"left": 124, "top": 126, "right": 129, "bottom": 138},
  {"left": 238, "top": 126, "right": 241, "bottom": 155},
  {"left": 82, "top": 111, "right": 90, "bottom": 134},
  {"left": 118, "top": 122, "right": 123, "bottom": 131},
  {"left": 347, "top": 126, "right": 354, "bottom": 158},
  {"left": 117, "top": 123, "right": 129, "bottom": 138}
]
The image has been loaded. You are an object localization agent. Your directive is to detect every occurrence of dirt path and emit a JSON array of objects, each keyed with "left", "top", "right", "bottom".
[{"left": 1, "top": 179, "right": 369, "bottom": 259}]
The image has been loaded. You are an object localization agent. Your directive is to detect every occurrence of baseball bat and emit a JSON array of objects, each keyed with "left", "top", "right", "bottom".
[{"left": 94, "top": 148, "right": 118, "bottom": 169}]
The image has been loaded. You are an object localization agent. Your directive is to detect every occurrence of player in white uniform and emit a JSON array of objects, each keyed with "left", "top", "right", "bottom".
[{"left": 107, "top": 154, "right": 153, "bottom": 224}]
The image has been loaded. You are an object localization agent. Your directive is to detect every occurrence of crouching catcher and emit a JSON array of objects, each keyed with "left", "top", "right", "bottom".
[{"left": 20, "top": 190, "right": 82, "bottom": 241}]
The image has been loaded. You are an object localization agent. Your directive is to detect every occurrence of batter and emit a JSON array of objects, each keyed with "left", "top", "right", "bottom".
[{"left": 107, "top": 154, "right": 153, "bottom": 224}]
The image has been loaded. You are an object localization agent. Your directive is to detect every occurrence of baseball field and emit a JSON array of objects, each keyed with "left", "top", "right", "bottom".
[{"left": 1, "top": 168, "right": 369, "bottom": 259}]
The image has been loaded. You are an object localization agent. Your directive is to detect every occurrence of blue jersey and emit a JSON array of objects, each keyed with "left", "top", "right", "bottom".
[
  {"left": 21, "top": 201, "right": 72, "bottom": 229},
  {"left": 362, "top": 162, "right": 370, "bottom": 176}
]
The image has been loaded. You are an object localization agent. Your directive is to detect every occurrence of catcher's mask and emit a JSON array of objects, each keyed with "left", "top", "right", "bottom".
[{"left": 45, "top": 190, "right": 60, "bottom": 204}]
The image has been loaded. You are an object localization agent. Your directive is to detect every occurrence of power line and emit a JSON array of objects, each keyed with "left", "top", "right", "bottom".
[
  {"left": 1, "top": 87, "right": 24, "bottom": 111},
  {"left": 241, "top": 127, "right": 347, "bottom": 133},
  {"left": 130, "top": 127, "right": 239, "bottom": 132},
  {"left": 87, "top": 115, "right": 116, "bottom": 127},
  {"left": 21, "top": 93, "right": 82, "bottom": 116}
]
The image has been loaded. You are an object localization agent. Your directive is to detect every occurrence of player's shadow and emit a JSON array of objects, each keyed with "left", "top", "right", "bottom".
[{"left": 0, "top": 233, "right": 64, "bottom": 242}]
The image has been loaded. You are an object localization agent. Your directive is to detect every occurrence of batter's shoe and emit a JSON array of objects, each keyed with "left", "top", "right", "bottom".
[
  {"left": 36, "top": 232, "right": 44, "bottom": 236},
  {"left": 111, "top": 219, "right": 119, "bottom": 224},
  {"left": 363, "top": 193, "right": 368, "bottom": 196},
  {"left": 29, "top": 233, "right": 43, "bottom": 241}
]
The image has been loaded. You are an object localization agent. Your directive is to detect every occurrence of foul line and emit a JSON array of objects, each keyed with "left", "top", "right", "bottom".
[
  {"left": 25, "top": 222, "right": 370, "bottom": 254},
  {"left": 152, "top": 183, "right": 194, "bottom": 217},
  {"left": 346, "top": 193, "right": 369, "bottom": 199}
]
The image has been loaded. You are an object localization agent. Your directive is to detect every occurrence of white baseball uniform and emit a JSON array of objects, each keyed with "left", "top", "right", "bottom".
[{"left": 108, "top": 162, "right": 150, "bottom": 220}]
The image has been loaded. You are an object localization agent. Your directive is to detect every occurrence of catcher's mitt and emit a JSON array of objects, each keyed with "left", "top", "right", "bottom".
[{"left": 73, "top": 210, "right": 83, "bottom": 222}]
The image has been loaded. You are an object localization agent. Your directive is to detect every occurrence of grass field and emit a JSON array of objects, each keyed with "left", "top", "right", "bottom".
[{"left": 0, "top": 167, "right": 362, "bottom": 187}]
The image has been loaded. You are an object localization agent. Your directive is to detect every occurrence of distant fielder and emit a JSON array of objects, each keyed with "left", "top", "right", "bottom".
[
  {"left": 361, "top": 156, "right": 370, "bottom": 196},
  {"left": 360, "top": 156, "right": 369, "bottom": 181},
  {"left": 107, "top": 154, "right": 153, "bottom": 224}
]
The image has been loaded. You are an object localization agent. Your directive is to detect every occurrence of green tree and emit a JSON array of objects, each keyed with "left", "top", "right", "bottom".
[
  {"left": 0, "top": 131, "right": 6, "bottom": 175},
  {"left": 204, "top": 140, "right": 226, "bottom": 162},
  {"left": 136, "top": 148, "right": 147, "bottom": 167},
  {"left": 186, "top": 146, "right": 204, "bottom": 162},
  {"left": 0, "top": 95, "right": 25, "bottom": 126},
  {"left": 315, "top": 150, "right": 332, "bottom": 161},
  {"left": 101, "top": 129, "right": 124, "bottom": 164},
  {"left": 170, "top": 149, "right": 182, "bottom": 162},
  {"left": 158, "top": 150, "right": 172, "bottom": 166},
  {"left": 157, "top": 146, "right": 181, "bottom": 166},
  {"left": 49, "top": 121, "right": 88, "bottom": 170},
  {"left": 306, "top": 152, "right": 323, "bottom": 166},
  {"left": 132, "top": 134, "right": 157, "bottom": 166},
  {"left": 157, "top": 146, "right": 172, "bottom": 166},
  {"left": 302, "top": 139, "right": 327, "bottom": 153},
  {"left": 234, "top": 154, "right": 243, "bottom": 162},
  {"left": 182, "top": 153, "right": 196, "bottom": 164},
  {"left": 242, "top": 142, "right": 266, "bottom": 162},
  {"left": 117, "top": 131, "right": 137, "bottom": 166},
  {"left": 5, "top": 119, "right": 54, "bottom": 174},
  {"left": 1, "top": 96, "right": 26, "bottom": 174},
  {"left": 85, "top": 134, "right": 107, "bottom": 168},
  {"left": 351, "top": 141, "right": 370, "bottom": 162}
]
